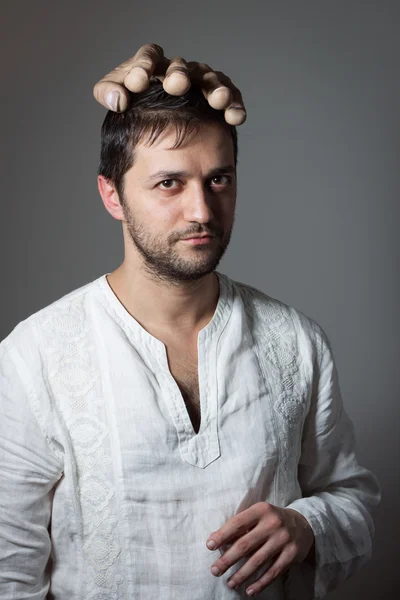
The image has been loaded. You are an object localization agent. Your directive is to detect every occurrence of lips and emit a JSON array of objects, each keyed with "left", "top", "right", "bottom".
[{"left": 181, "top": 235, "right": 215, "bottom": 240}]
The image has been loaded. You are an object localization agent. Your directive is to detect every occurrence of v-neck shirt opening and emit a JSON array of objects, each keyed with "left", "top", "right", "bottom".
[
  {"left": 97, "top": 270, "right": 233, "bottom": 354},
  {"left": 97, "top": 269, "right": 234, "bottom": 467}
]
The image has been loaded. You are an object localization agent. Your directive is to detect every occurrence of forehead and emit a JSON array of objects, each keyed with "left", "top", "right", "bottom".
[{"left": 132, "top": 122, "right": 235, "bottom": 173}]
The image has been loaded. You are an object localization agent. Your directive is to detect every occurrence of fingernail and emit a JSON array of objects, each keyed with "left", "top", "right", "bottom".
[
  {"left": 106, "top": 90, "right": 120, "bottom": 112},
  {"left": 207, "top": 539, "right": 216, "bottom": 550}
]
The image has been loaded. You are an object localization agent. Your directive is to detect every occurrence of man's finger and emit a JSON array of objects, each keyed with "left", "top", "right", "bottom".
[
  {"left": 93, "top": 43, "right": 165, "bottom": 111},
  {"left": 163, "top": 56, "right": 191, "bottom": 95},
  {"left": 246, "top": 548, "right": 293, "bottom": 595}
]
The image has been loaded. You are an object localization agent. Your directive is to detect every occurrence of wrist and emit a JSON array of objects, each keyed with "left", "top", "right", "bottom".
[{"left": 285, "top": 508, "right": 316, "bottom": 565}]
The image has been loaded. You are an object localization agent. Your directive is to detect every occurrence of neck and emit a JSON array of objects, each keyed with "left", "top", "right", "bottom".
[{"left": 106, "top": 261, "right": 220, "bottom": 340}]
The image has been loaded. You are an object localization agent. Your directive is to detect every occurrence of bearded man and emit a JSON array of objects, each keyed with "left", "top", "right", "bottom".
[{"left": 0, "top": 44, "right": 380, "bottom": 600}]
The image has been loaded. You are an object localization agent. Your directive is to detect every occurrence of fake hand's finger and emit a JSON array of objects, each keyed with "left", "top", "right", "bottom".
[
  {"left": 163, "top": 56, "right": 191, "bottom": 95},
  {"left": 187, "top": 62, "right": 232, "bottom": 109},
  {"left": 224, "top": 82, "right": 247, "bottom": 126},
  {"left": 187, "top": 63, "right": 247, "bottom": 125},
  {"left": 124, "top": 43, "right": 168, "bottom": 90},
  {"left": 93, "top": 43, "right": 166, "bottom": 111},
  {"left": 210, "top": 70, "right": 246, "bottom": 125}
]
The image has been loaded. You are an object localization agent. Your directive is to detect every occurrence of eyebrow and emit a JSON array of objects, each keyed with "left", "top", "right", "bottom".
[{"left": 146, "top": 165, "right": 236, "bottom": 181}]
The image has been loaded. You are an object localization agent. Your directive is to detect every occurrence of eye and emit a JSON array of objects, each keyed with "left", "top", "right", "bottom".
[
  {"left": 158, "top": 179, "right": 180, "bottom": 190},
  {"left": 210, "top": 175, "right": 232, "bottom": 186}
]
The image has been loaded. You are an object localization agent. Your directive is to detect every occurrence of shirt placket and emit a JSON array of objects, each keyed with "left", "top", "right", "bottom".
[{"left": 158, "top": 327, "right": 221, "bottom": 468}]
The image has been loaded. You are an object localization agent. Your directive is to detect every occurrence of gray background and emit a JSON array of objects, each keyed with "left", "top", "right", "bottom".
[{"left": 1, "top": 0, "right": 399, "bottom": 597}]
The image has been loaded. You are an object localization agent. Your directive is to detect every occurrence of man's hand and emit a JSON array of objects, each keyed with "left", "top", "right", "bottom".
[
  {"left": 206, "top": 502, "right": 315, "bottom": 596},
  {"left": 93, "top": 43, "right": 246, "bottom": 126}
]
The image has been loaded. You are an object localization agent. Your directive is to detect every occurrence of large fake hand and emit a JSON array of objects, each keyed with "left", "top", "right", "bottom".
[
  {"left": 93, "top": 43, "right": 246, "bottom": 125},
  {"left": 206, "top": 502, "right": 315, "bottom": 596}
]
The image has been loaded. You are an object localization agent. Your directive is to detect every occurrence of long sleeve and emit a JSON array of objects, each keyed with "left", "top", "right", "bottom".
[
  {"left": 0, "top": 337, "right": 64, "bottom": 600},
  {"left": 285, "top": 323, "right": 381, "bottom": 599}
]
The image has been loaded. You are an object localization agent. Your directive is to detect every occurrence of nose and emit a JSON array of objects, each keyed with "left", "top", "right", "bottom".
[{"left": 182, "top": 182, "right": 215, "bottom": 224}]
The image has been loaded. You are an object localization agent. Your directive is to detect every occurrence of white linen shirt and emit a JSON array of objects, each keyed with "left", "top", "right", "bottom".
[{"left": 0, "top": 271, "right": 381, "bottom": 600}]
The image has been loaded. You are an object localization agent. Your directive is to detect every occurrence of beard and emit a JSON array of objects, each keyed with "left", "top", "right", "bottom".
[{"left": 121, "top": 199, "right": 234, "bottom": 285}]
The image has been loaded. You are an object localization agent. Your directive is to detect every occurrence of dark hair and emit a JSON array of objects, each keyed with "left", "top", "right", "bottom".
[{"left": 97, "top": 77, "right": 238, "bottom": 198}]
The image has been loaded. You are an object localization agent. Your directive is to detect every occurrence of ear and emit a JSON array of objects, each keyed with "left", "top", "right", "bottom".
[{"left": 97, "top": 175, "right": 125, "bottom": 221}]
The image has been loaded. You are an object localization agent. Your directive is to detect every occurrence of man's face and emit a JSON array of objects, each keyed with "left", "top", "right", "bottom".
[{"left": 119, "top": 122, "right": 237, "bottom": 283}]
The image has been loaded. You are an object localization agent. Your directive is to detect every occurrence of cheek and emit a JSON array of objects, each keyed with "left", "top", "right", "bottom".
[
  {"left": 140, "top": 202, "right": 180, "bottom": 236},
  {"left": 220, "top": 195, "right": 236, "bottom": 223},
  {"left": 149, "top": 205, "right": 179, "bottom": 226},
  {"left": 134, "top": 191, "right": 172, "bottom": 220}
]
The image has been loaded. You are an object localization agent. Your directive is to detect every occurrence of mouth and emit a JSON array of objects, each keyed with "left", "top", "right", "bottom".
[
  {"left": 181, "top": 234, "right": 215, "bottom": 240},
  {"left": 180, "top": 236, "right": 215, "bottom": 245}
]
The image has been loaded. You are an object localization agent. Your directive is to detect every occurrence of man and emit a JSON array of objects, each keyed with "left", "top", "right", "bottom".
[{"left": 0, "top": 44, "right": 380, "bottom": 599}]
